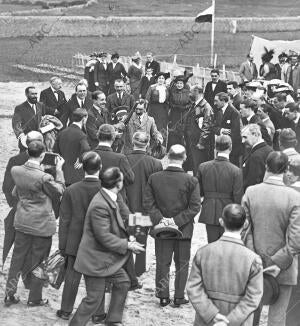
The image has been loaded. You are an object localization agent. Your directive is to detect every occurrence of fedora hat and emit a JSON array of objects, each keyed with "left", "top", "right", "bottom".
[
  {"left": 262, "top": 273, "right": 280, "bottom": 305},
  {"left": 152, "top": 223, "right": 183, "bottom": 239}
]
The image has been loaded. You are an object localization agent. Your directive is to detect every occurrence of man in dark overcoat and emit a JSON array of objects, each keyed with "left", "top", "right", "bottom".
[
  {"left": 197, "top": 135, "right": 243, "bottom": 243},
  {"left": 126, "top": 132, "right": 163, "bottom": 276},
  {"left": 143, "top": 145, "right": 201, "bottom": 308}
]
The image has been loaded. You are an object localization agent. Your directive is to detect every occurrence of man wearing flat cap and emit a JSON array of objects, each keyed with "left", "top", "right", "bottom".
[
  {"left": 144, "top": 144, "right": 201, "bottom": 308},
  {"left": 126, "top": 132, "right": 163, "bottom": 276},
  {"left": 54, "top": 108, "right": 90, "bottom": 186},
  {"left": 93, "top": 52, "right": 109, "bottom": 96}
]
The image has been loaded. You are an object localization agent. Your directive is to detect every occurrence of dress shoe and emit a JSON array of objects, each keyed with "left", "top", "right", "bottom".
[
  {"left": 129, "top": 282, "right": 143, "bottom": 291},
  {"left": 27, "top": 298, "right": 49, "bottom": 307},
  {"left": 56, "top": 309, "right": 71, "bottom": 320},
  {"left": 92, "top": 313, "right": 106, "bottom": 324},
  {"left": 4, "top": 295, "right": 20, "bottom": 307},
  {"left": 159, "top": 298, "right": 171, "bottom": 307},
  {"left": 173, "top": 297, "right": 189, "bottom": 307}
]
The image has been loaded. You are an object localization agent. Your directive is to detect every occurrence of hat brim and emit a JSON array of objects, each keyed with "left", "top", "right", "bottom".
[
  {"left": 151, "top": 226, "right": 183, "bottom": 239},
  {"left": 262, "top": 273, "right": 280, "bottom": 305}
]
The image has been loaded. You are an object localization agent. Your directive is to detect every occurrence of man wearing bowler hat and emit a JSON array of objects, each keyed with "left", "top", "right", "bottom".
[
  {"left": 187, "top": 204, "right": 263, "bottom": 326},
  {"left": 144, "top": 144, "right": 201, "bottom": 307},
  {"left": 242, "top": 151, "right": 300, "bottom": 326}
]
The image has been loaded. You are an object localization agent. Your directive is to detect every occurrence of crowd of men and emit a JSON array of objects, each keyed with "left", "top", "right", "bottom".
[{"left": 2, "top": 50, "right": 300, "bottom": 326}]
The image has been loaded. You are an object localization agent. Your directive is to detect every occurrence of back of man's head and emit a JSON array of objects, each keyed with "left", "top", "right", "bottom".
[
  {"left": 266, "top": 151, "right": 288, "bottom": 174},
  {"left": 97, "top": 124, "right": 116, "bottom": 142},
  {"left": 132, "top": 131, "right": 149, "bottom": 149},
  {"left": 26, "top": 131, "right": 44, "bottom": 146},
  {"left": 215, "top": 135, "right": 232, "bottom": 152},
  {"left": 168, "top": 144, "right": 186, "bottom": 162},
  {"left": 82, "top": 151, "right": 102, "bottom": 175},
  {"left": 222, "top": 204, "right": 246, "bottom": 231},
  {"left": 279, "top": 128, "right": 297, "bottom": 150},
  {"left": 27, "top": 141, "right": 45, "bottom": 158},
  {"left": 72, "top": 108, "right": 87, "bottom": 122},
  {"left": 101, "top": 167, "right": 123, "bottom": 189}
]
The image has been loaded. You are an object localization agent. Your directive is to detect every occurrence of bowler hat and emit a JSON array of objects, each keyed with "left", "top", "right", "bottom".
[
  {"left": 262, "top": 273, "right": 280, "bottom": 305},
  {"left": 152, "top": 224, "right": 183, "bottom": 239}
]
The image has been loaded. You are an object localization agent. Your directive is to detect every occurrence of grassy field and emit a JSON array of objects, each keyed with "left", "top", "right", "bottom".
[
  {"left": 0, "top": 30, "right": 299, "bottom": 82},
  {"left": 1, "top": 0, "right": 300, "bottom": 17}
]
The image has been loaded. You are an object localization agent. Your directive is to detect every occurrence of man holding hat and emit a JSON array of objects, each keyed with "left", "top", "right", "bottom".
[
  {"left": 242, "top": 151, "right": 300, "bottom": 326},
  {"left": 54, "top": 108, "right": 90, "bottom": 186},
  {"left": 126, "top": 131, "right": 163, "bottom": 276},
  {"left": 187, "top": 204, "right": 263, "bottom": 326},
  {"left": 119, "top": 99, "right": 163, "bottom": 155},
  {"left": 93, "top": 52, "right": 109, "bottom": 95},
  {"left": 144, "top": 144, "right": 201, "bottom": 307}
]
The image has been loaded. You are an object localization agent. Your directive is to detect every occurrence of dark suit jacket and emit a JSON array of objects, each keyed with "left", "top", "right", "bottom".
[
  {"left": 59, "top": 177, "right": 102, "bottom": 256},
  {"left": 214, "top": 103, "right": 243, "bottom": 160},
  {"left": 94, "top": 145, "right": 134, "bottom": 188},
  {"left": 94, "top": 61, "right": 109, "bottom": 88},
  {"left": 232, "top": 93, "right": 242, "bottom": 111},
  {"left": 294, "top": 120, "right": 300, "bottom": 153},
  {"left": 139, "top": 75, "right": 155, "bottom": 99},
  {"left": 12, "top": 101, "right": 46, "bottom": 138},
  {"left": 60, "top": 94, "right": 93, "bottom": 127},
  {"left": 74, "top": 188, "right": 130, "bottom": 277},
  {"left": 106, "top": 92, "right": 135, "bottom": 118},
  {"left": 198, "top": 156, "right": 243, "bottom": 225},
  {"left": 39, "top": 87, "right": 67, "bottom": 117},
  {"left": 243, "top": 141, "right": 273, "bottom": 190},
  {"left": 145, "top": 60, "right": 160, "bottom": 76},
  {"left": 2, "top": 151, "right": 29, "bottom": 207},
  {"left": 107, "top": 62, "right": 127, "bottom": 90},
  {"left": 143, "top": 166, "right": 201, "bottom": 239},
  {"left": 204, "top": 80, "right": 227, "bottom": 108},
  {"left": 126, "top": 150, "right": 163, "bottom": 212},
  {"left": 86, "top": 106, "right": 109, "bottom": 149},
  {"left": 54, "top": 124, "right": 91, "bottom": 185}
]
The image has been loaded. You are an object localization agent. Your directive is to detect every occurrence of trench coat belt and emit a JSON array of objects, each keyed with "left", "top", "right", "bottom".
[
  {"left": 206, "top": 290, "right": 243, "bottom": 304},
  {"left": 204, "top": 192, "right": 232, "bottom": 199}
]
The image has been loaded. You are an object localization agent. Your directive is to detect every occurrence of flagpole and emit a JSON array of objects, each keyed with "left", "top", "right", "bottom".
[{"left": 210, "top": 0, "right": 215, "bottom": 66}]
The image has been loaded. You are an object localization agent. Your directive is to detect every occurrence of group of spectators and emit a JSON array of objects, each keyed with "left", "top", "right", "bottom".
[{"left": 2, "top": 50, "right": 300, "bottom": 326}]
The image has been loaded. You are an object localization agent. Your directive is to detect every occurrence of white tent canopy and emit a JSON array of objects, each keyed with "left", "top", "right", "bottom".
[{"left": 250, "top": 35, "right": 300, "bottom": 69}]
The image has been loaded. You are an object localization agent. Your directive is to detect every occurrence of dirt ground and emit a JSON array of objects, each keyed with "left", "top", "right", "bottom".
[{"left": 0, "top": 82, "right": 268, "bottom": 325}]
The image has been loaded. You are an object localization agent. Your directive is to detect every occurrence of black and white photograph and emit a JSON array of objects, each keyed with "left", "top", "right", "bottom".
[{"left": 0, "top": 0, "right": 300, "bottom": 325}]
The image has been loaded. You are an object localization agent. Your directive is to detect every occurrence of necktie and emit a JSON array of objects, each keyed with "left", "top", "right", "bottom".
[
  {"left": 81, "top": 100, "right": 84, "bottom": 108},
  {"left": 32, "top": 104, "right": 36, "bottom": 114},
  {"left": 139, "top": 116, "right": 142, "bottom": 124},
  {"left": 54, "top": 90, "right": 58, "bottom": 101}
]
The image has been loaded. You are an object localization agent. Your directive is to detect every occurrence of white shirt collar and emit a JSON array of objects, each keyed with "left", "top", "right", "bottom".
[
  {"left": 72, "top": 121, "right": 82, "bottom": 129},
  {"left": 247, "top": 112, "right": 255, "bottom": 122},
  {"left": 27, "top": 159, "right": 41, "bottom": 166},
  {"left": 222, "top": 102, "right": 228, "bottom": 114},
  {"left": 102, "top": 188, "right": 117, "bottom": 202},
  {"left": 85, "top": 175, "right": 99, "bottom": 179},
  {"left": 217, "top": 152, "right": 230, "bottom": 160},
  {"left": 267, "top": 175, "right": 284, "bottom": 182},
  {"left": 223, "top": 231, "right": 241, "bottom": 240},
  {"left": 168, "top": 163, "right": 183, "bottom": 169},
  {"left": 98, "top": 142, "right": 111, "bottom": 147},
  {"left": 137, "top": 113, "right": 144, "bottom": 121},
  {"left": 51, "top": 86, "right": 57, "bottom": 94},
  {"left": 77, "top": 97, "right": 84, "bottom": 105}
]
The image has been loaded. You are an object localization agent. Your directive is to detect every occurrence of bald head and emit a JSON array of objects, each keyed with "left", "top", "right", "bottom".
[
  {"left": 168, "top": 144, "right": 186, "bottom": 163},
  {"left": 26, "top": 131, "right": 43, "bottom": 146}
]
